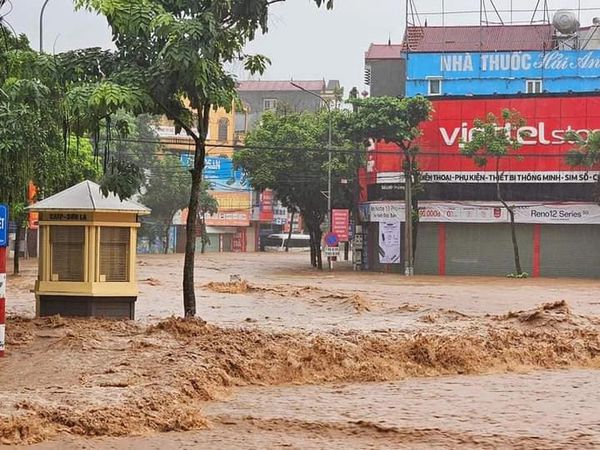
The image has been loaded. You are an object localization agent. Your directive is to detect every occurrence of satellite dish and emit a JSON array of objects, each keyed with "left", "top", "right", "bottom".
[{"left": 553, "top": 10, "right": 580, "bottom": 34}]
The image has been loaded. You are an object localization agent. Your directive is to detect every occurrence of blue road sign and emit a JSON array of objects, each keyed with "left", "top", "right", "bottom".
[
  {"left": 0, "top": 204, "right": 7, "bottom": 247},
  {"left": 324, "top": 232, "right": 339, "bottom": 248}
]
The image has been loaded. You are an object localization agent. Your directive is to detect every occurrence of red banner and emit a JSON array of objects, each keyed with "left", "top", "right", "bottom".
[
  {"left": 371, "top": 95, "right": 600, "bottom": 180},
  {"left": 259, "top": 189, "right": 274, "bottom": 222},
  {"left": 332, "top": 209, "right": 350, "bottom": 241}
]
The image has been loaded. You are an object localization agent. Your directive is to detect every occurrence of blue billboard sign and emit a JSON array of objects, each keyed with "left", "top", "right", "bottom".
[
  {"left": 406, "top": 50, "right": 600, "bottom": 97},
  {"left": 179, "top": 155, "right": 250, "bottom": 192},
  {"left": 0, "top": 204, "right": 7, "bottom": 248}
]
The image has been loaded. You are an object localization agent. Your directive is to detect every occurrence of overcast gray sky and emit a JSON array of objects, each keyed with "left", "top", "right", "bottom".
[{"left": 5, "top": 0, "right": 600, "bottom": 93}]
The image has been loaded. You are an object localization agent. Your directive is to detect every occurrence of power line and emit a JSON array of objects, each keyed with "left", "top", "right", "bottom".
[{"left": 108, "top": 136, "right": 592, "bottom": 158}]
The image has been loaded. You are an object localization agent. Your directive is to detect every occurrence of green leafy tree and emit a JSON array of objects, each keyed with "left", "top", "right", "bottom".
[
  {"left": 234, "top": 109, "right": 357, "bottom": 269},
  {"left": 341, "top": 96, "right": 433, "bottom": 271},
  {"left": 565, "top": 131, "right": 600, "bottom": 202},
  {"left": 461, "top": 110, "right": 527, "bottom": 276},
  {"left": 75, "top": 0, "right": 333, "bottom": 316},
  {"left": 0, "top": 28, "right": 104, "bottom": 273},
  {"left": 142, "top": 155, "right": 191, "bottom": 254}
]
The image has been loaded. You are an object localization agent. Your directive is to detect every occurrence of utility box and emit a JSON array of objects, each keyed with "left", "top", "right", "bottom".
[{"left": 28, "top": 181, "right": 150, "bottom": 319}]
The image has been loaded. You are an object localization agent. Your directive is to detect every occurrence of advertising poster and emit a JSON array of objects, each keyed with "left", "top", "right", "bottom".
[
  {"left": 378, "top": 221, "right": 401, "bottom": 264},
  {"left": 332, "top": 209, "right": 350, "bottom": 241}
]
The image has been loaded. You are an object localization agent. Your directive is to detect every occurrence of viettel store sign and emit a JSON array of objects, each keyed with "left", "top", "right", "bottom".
[{"left": 371, "top": 95, "right": 600, "bottom": 183}]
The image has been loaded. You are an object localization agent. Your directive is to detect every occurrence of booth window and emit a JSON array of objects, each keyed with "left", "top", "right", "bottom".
[
  {"left": 100, "top": 227, "right": 130, "bottom": 282},
  {"left": 51, "top": 226, "right": 85, "bottom": 281}
]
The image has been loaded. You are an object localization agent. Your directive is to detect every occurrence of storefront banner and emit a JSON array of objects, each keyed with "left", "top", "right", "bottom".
[
  {"left": 378, "top": 171, "right": 599, "bottom": 184},
  {"left": 362, "top": 201, "right": 600, "bottom": 225},
  {"left": 422, "top": 171, "right": 599, "bottom": 184},
  {"left": 513, "top": 203, "right": 600, "bottom": 224},
  {"left": 378, "top": 221, "right": 401, "bottom": 264}
]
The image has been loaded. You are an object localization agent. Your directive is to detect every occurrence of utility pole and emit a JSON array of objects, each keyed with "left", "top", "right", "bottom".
[
  {"left": 404, "top": 153, "right": 414, "bottom": 276},
  {"left": 290, "top": 81, "right": 333, "bottom": 270},
  {"left": 39, "top": 0, "right": 51, "bottom": 52}
]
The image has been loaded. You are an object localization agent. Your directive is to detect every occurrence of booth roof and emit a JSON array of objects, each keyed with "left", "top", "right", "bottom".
[{"left": 28, "top": 180, "right": 151, "bottom": 214}]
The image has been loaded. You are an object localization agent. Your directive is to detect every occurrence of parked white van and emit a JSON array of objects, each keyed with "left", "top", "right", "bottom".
[{"left": 263, "top": 233, "right": 311, "bottom": 252}]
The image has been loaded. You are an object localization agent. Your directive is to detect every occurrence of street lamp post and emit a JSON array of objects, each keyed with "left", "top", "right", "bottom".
[
  {"left": 290, "top": 81, "right": 333, "bottom": 270},
  {"left": 39, "top": 0, "right": 52, "bottom": 52}
]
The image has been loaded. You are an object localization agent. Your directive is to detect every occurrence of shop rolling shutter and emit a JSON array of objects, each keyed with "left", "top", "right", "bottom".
[
  {"left": 51, "top": 226, "right": 85, "bottom": 281},
  {"left": 415, "top": 223, "right": 439, "bottom": 275},
  {"left": 540, "top": 225, "right": 600, "bottom": 278},
  {"left": 100, "top": 227, "right": 130, "bottom": 282},
  {"left": 446, "top": 223, "right": 533, "bottom": 276}
]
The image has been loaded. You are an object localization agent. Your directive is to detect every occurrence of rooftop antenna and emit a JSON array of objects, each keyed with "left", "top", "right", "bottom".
[
  {"left": 530, "top": 0, "right": 550, "bottom": 25},
  {"left": 481, "top": 0, "right": 504, "bottom": 25}
]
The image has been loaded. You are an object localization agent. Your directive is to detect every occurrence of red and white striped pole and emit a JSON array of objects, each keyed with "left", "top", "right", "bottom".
[{"left": 0, "top": 245, "right": 5, "bottom": 357}]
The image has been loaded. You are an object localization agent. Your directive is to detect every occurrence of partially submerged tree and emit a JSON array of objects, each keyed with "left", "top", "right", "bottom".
[
  {"left": 142, "top": 155, "right": 191, "bottom": 254},
  {"left": 565, "top": 130, "right": 600, "bottom": 202},
  {"left": 76, "top": 0, "right": 333, "bottom": 316},
  {"left": 234, "top": 110, "right": 357, "bottom": 269},
  {"left": 341, "top": 96, "right": 433, "bottom": 271},
  {"left": 461, "top": 109, "right": 527, "bottom": 276}
]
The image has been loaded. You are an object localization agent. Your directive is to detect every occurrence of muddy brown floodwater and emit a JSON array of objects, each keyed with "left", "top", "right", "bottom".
[{"left": 2, "top": 252, "right": 600, "bottom": 449}]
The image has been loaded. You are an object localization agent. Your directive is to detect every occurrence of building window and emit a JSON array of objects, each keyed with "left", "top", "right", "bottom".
[
  {"left": 427, "top": 78, "right": 442, "bottom": 96},
  {"left": 217, "top": 118, "right": 229, "bottom": 141},
  {"left": 526, "top": 79, "right": 543, "bottom": 94},
  {"left": 51, "top": 226, "right": 85, "bottom": 281},
  {"left": 263, "top": 98, "right": 278, "bottom": 111},
  {"left": 100, "top": 227, "right": 130, "bottom": 282}
]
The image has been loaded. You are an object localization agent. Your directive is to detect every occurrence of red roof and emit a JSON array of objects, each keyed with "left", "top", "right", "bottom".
[
  {"left": 365, "top": 44, "right": 405, "bottom": 60},
  {"left": 237, "top": 80, "right": 325, "bottom": 92},
  {"left": 404, "top": 24, "right": 554, "bottom": 52}
]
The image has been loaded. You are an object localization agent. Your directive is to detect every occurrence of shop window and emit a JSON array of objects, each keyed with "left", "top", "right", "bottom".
[
  {"left": 263, "top": 98, "right": 278, "bottom": 111},
  {"left": 100, "top": 227, "right": 130, "bottom": 282},
  {"left": 526, "top": 79, "right": 543, "bottom": 94},
  {"left": 51, "top": 226, "right": 85, "bottom": 281},
  {"left": 427, "top": 78, "right": 442, "bottom": 96},
  {"left": 217, "top": 118, "right": 229, "bottom": 141}
]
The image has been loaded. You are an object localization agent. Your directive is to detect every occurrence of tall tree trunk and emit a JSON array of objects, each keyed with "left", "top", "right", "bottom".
[
  {"left": 507, "top": 207, "right": 522, "bottom": 275},
  {"left": 309, "top": 228, "right": 317, "bottom": 267},
  {"left": 496, "top": 159, "right": 522, "bottom": 275},
  {"left": 200, "top": 214, "right": 207, "bottom": 254},
  {"left": 183, "top": 139, "right": 206, "bottom": 317},
  {"left": 315, "top": 228, "right": 323, "bottom": 270},
  {"left": 285, "top": 210, "right": 295, "bottom": 252},
  {"left": 13, "top": 219, "right": 22, "bottom": 275},
  {"left": 163, "top": 221, "right": 170, "bottom": 255}
]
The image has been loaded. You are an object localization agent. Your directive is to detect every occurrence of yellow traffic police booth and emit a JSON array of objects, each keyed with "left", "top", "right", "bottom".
[{"left": 28, "top": 180, "right": 150, "bottom": 319}]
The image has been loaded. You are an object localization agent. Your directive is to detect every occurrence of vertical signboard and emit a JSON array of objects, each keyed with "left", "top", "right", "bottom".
[
  {"left": 331, "top": 209, "right": 350, "bottom": 242},
  {"left": 378, "top": 221, "right": 401, "bottom": 264},
  {"left": 0, "top": 203, "right": 8, "bottom": 357},
  {"left": 259, "top": 189, "right": 274, "bottom": 222}
]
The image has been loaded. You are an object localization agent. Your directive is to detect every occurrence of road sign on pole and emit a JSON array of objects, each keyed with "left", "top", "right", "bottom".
[
  {"left": 324, "top": 232, "right": 339, "bottom": 248},
  {"left": 0, "top": 204, "right": 7, "bottom": 248},
  {"left": 0, "top": 203, "right": 7, "bottom": 357}
]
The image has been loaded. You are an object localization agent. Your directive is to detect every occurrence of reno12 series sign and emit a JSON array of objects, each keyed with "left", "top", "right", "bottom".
[{"left": 371, "top": 95, "right": 600, "bottom": 185}]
